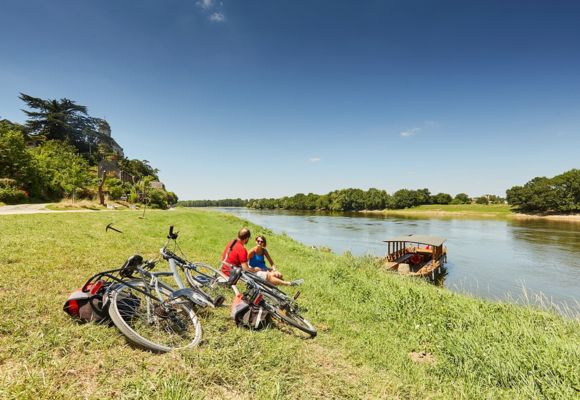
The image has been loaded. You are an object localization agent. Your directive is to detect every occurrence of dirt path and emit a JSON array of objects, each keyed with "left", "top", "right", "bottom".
[{"left": 0, "top": 203, "right": 93, "bottom": 215}]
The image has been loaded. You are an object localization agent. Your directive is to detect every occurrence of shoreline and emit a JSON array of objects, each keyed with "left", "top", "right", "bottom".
[{"left": 361, "top": 209, "right": 580, "bottom": 222}]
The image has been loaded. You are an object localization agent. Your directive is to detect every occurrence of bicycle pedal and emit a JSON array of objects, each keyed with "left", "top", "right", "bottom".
[{"left": 213, "top": 295, "right": 225, "bottom": 307}]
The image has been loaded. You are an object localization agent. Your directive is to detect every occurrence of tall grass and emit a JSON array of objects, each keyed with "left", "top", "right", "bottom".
[{"left": 0, "top": 209, "right": 578, "bottom": 399}]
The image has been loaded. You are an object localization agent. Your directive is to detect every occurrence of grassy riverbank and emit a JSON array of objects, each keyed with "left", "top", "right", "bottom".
[
  {"left": 1, "top": 209, "right": 578, "bottom": 399},
  {"left": 365, "top": 204, "right": 513, "bottom": 218},
  {"left": 365, "top": 204, "right": 580, "bottom": 222}
]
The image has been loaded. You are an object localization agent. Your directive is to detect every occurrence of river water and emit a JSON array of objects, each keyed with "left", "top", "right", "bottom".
[{"left": 214, "top": 207, "right": 580, "bottom": 315}]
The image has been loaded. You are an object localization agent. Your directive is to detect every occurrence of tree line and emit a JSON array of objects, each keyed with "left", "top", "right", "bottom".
[
  {"left": 506, "top": 169, "right": 579, "bottom": 213},
  {"left": 245, "top": 188, "right": 503, "bottom": 211},
  {"left": 179, "top": 188, "right": 505, "bottom": 211},
  {"left": 179, "top": 169, "right": 580, "bottom": 214},
  {"left": 0, "top": 93, "right": 177, "bottom": 208}
]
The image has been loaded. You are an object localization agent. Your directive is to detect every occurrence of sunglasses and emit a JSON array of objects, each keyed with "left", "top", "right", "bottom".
[{"left": 256, "top": 239, "right": 265, "bottom": 244}]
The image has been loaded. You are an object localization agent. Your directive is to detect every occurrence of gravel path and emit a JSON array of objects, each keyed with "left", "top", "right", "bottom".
[{"left": 0, "top": 203, "right": 93, "bottom": 215}]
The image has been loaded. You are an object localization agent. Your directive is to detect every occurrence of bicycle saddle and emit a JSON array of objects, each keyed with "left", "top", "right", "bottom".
[
  {"left": 120, "top": 254, "right": 144, "bottom": 277},
  {"left": 227, "top": 267, "right": 242, "bottom": 285}
]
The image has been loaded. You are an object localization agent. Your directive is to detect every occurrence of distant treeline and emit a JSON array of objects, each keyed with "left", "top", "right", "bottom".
[
  {"left": 177, "top": 175, "right": 578, "bottom": 216},
  {"left": 177, "top": 198, "right": 248, "bottom": 207},
  {"left": 179, "top": 189, "right": 504, "bottom": 211},
  {"left": 506, "top": 169, "right": 579, "bottom": 213},
  {"left": 247, "top": 188, "right": 503, "bottom": 211}
]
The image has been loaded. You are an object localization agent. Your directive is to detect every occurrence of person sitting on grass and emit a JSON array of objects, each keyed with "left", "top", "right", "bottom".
[
  {"left": 221, "top": 227, "right": 253, "bottom": 277},
  {"left": 248, "top": 235, "right": 303, "bottom": 287}
]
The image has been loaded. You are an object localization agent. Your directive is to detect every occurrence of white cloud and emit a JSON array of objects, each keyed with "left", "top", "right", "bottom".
[
  {"left": 196, "top": 0, "right": 214, "bottom": 9},
  {"left": 400, "top": 128, "right": 420, "bottom": 137},
  {"left": 309, "top": 157, "right": 321, "bottom": 163},
  {"left": 209, "top": 12, "right": 225, "bottom": 22},
  {"left": 424, "top": 120, "right": 439, "bottom": 128}
]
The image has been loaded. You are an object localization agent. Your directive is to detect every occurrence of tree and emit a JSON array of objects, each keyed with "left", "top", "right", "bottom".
[
  {"left": 30, "top": 141, "right": 91, "bottom": 200},
  {"left": 507, "top": 170, "right": 580, "bottom": 213},
  {"left": 0, "top": 126, "right": 33, "bottom": 187},
  {"left": 20, "top": 93, "right": 88, "bottom": 142},
  {"left": 551, "top": 169, "right": 580, "bottom": 212},
  {"left": 432, "top": 192, "right": 453, "bottom": 205},
  {"left": 390, "top": 189, "right": 418, "bottom": 209},
  {"left": 364, "top": 188, "right": 390, "bottom": 210},
  {"left": 106, "top": 178, "right": 127, "bottom": 200},
  {"left": 452, "top": 193, "right": 470, "bottom": 204},
  {"left": 166, "top": 191, "right": 178, "bottom": 206},
  {"left": 19, "top": 93, "right": 123, "bottom": 162},
  {"left": 60, "top": 157, "right": 91, "bottom": 203},
  {"left": 416, "top": 188, "right": 431, "bottom": 205},
  {"left": 118, "top": 158, "right": 159, "bottom": 180}
]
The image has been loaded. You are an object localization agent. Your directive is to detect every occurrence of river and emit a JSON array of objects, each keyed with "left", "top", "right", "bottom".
[{"left": 214, "top": 207, "right": 580, "bottom": 315}]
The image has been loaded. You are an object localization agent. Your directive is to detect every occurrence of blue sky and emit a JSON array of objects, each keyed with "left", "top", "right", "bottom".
[{"left": 1, "top": 0, "right": 579, "bottom": 200}]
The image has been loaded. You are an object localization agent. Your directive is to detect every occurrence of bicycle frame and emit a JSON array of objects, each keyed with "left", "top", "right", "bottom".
[
  {"left": 82, "top": 258, "right": 213, "bottom": 309},
  {"left": 232, "top": 267, "right": 296, "bottom": 308},
  {"left": 159, "top": 226, "right": 233, "bottom": 299}
]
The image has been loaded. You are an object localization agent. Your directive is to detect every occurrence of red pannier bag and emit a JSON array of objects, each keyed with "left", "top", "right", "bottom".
[
  {"left": 230, "top": 292, "right": 270, "bottom": 330},
  {"left": 63, "top": 280, "right": 110, "bottom": 323}
]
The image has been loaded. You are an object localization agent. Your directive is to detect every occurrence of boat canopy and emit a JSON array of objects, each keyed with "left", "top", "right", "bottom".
[{"left": 383, "top": 234, "right": 446, "bottom": 247}]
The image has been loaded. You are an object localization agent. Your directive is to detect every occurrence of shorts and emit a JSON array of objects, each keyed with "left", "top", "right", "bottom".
[{"left": 256, "top": 270, "right": 269, "bottom": 280}]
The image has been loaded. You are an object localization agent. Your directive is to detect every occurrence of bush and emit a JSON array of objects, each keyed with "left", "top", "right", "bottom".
[
  {"left": 128, "top": 190, "right": 139, "bottom": 203},
  {"left": 148, "top": 188, "right": 169, "bottom": 209},
  {"left": 75, "top": 187, "right": 96, "bottom": 200},
  {"left": 0, "top": 186, "right": 28, "bottom": 204}
]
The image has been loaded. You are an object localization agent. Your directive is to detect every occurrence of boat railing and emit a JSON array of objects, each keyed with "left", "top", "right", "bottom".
[{"left": 387, "top": 248, "right": 408, "bottom": 262}]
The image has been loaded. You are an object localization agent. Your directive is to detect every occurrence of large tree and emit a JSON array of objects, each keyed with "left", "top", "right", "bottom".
[
  {"left": 20, "top": 93, "right": 88, "bottom": 142},
  {"left": 19, "top": 93, "right": 123, "bottom": 162}
]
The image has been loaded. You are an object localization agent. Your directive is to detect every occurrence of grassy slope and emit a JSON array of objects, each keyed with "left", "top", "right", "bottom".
[{"left": 0, "top": 209, "right": 578, "bottom": 399}]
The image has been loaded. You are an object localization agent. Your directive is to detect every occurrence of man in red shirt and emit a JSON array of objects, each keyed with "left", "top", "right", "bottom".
[
  {"left": 221, "top": 228, "right": 304, "bottom": 286},
  {"left": 221, "top": 227, "right": 255, "bottom": 276}
]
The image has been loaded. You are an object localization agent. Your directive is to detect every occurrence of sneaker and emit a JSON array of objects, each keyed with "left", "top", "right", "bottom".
[{"left": 289, "top": 279, "right": 304, "bottom": 287}]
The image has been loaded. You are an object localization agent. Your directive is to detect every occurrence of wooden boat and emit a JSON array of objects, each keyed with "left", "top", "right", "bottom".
[{"left": 383, "top": 235, "right": 447, "bottom": 280}]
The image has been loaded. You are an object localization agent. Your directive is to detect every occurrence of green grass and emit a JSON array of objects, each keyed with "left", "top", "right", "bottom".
[
  {"left": 1, "top": 209, "right": 578, "bottom": 399},
  {"left": 375, "top": 204, "right": 514, "bottom": 218}
]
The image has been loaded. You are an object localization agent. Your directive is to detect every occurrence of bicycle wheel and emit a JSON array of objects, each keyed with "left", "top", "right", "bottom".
[
  {"left": 184, "top": 262, "right": 228, "bottom": 287},
  {"left": 184, "top": 262, "right": 234, "bottom": 302},
  {"left": 108, "top": 280, "right": 202, "bottom": 352},
  {"left": 271, "top": 305, "right": 317, "bottom": 338},
  {"left": 259, "top": 289, "right": 317, "bottom": 338}
]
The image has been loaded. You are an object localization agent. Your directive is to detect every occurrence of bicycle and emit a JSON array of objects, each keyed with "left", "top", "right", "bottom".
[
  {"left": 81, "top": 254, "right": 207, "bottom": 352},
  {"left": 159, "top": 225, "right": 234, "bottom": 304},
  {"left": 228, "top": 267, "right": 317, "bottom": 338}
]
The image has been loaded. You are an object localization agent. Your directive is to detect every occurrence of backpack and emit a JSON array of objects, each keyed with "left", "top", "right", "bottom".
[
  {"left": 63, "top": 280, "right": 111, "bottom": 323},
  {"left": 230, "top": 293, "right": 271, "bottom": 330}
]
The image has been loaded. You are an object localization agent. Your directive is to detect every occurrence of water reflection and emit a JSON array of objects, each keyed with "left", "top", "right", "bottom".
[{"left": 214, "top": 207, "right": 580, "bottom": 314}]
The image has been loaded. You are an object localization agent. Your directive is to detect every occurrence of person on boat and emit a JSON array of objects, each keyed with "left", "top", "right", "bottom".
[{"left": 248, "top": 235, "right": 303, "bottom": 287}]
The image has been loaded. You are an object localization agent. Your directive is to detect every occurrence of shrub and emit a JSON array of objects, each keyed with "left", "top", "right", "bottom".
[
  {"left": 0, "top": 186, "right": 28, "bottom": 204},
  {"left": 148, "top": 188, "right": 168, "bottom": 209}
]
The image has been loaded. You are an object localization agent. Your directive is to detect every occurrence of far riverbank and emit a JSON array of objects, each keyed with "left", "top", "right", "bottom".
[{"left": 360, "top": 204, "right": 580, "bottom": 222}]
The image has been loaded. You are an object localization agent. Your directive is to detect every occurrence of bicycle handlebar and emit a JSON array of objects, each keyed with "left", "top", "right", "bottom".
[{"left": 168, "top": 225, "right": 178, "bottom": 240}]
